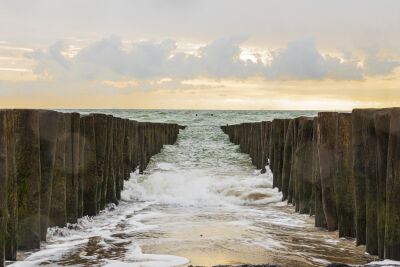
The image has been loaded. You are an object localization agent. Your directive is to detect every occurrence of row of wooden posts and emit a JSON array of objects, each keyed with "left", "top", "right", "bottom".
[
  {"left": 221, "top": 108, "right": 400, "bottom": 261},
  {"left": 0, "top": 109, "right": 184, "bottom": 266}
]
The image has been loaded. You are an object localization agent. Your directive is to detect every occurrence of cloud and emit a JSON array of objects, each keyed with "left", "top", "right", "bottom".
[
  {"left": 27, "top": 35, "right": 261, "bottom": 82},
  {"left": 360, "top": 44, "right": 400, "bottom": 76},
  {"left": 364, "top": 57, "right": 400, "bottom": 76},
  {"left": 23, "top": 36, "right": 400, "bottom": 92},
  {"left": 265, "top": 39, "right": 363, "bottom": 80}
]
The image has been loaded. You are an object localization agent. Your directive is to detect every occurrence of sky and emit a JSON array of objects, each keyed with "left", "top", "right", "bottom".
[{"left": 0, "top": 0, "right": 399, "bottom": 110}]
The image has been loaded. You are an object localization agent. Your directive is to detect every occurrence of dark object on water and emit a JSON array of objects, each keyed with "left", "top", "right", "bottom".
[
  {"left": 211, "top": 114, "right": 214, "bottom": 116},
  {"left": 327, "top": 263, "right": 352, "bottom": 267},
  {"left": 196, "top": 114, "right": 198, "bottom": 116}
]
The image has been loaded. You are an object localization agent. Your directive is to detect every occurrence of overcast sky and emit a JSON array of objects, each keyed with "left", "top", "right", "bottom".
[{"left": 1, "top": 0, "right": 399, "bottom": 109}]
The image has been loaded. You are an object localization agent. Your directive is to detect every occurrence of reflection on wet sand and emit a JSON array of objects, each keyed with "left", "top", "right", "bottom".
[{"left": 137, "top": 205, "right": 372, "bottom": 267}]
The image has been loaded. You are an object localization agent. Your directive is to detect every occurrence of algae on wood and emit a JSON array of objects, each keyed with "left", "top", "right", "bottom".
[
  {"left": 38, "top": 110, "right": 58, "bottom": 240},
  {"left": 385, "top": 108, "right": 400, "bottom": 260},
  {"left": 317, "top": 112, "right": 338, "bottom": 231},
  {"left": 15, "top": 110, "right": 41, "bottom": 250},
  {"left": 0, "top": 111, "right": 8, "bottom": 267},
  {"left": 5, "top": 110, "right": 16, "bottom": 260},
  {"left": 374, "top": 109, "right": 391, "bottom": 258},
  {"left": 335, "top": 113, "right": 356, "bottom": 237},
  {"left": 50, "top": 113, "right": 67, "bottom": 227},
  {"left": 82, "top": 115, "right": 98, "bottom": 216}
]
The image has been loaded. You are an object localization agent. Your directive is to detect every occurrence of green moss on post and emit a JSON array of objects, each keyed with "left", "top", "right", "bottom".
[
  {"left": 279, "top": 120, "right": 290, "bottom": 190},
  {"left": 106, "top": 116, "right": 118, "bottom": 205},
  {"left": 138, "top": 123, "right": 145, "bottom": 174},
  {"left": 5, "top": 110, "right": 16, "bottom": 261},
  {"left": 93, "top": 114, "right": 108, "bottom": 211},
  {"left": 77, "top": 117, "right": 85, "bottom": 218},
  {"left": 123, "top": 119, "right": 131, "bottom": 181},
  {"left": 101, "top": 115, "right": 111, "bottom": 208},
  {"left": 294, "top": 117, "right": 314, "bottom": 214},
  {"left": 64, "top": 114, "right": 73, "bottom": 223},
  {"left": 66, "top": 113, "right": 80, "bottom": 223},
  {"left": 384, "top": 108, "right": 400, "bottom": 260},
  {"left": 309, "top": 118, "right": 316, "bottom": 217},
  {"left": 15, "top": 109, "right": 41, "bottom": 250},
  {"left": 38, "top": 110, "right": 58, "bottom": 241},
  {"left": 0, "top": 111, "right": 8, "bottom": 267},
  {"left": 312, "top": 117, "right": 326, "bottom": 228},
  {"left": 281, "top": 119, "right": 294, "bottom": 201},
  {"left": 362, "top": 109, "right": 378, "bottom": 255},
  {"left": 268, "top": 122, "right": 274, "bottom": 173},
  {"left": 335, "top": 113, "right": 356, "bottom": 238},
  {"left": 50, "top": 113, "right": 67, "bottom": 227},
  {"left": 114, "top": 118, "right": 123, "bottom": 199},
  {"left": 272, "top": 119, "right": 285, "bottom": 189},
  {"left": 352, "top": 109, "right": 366, "bottom": 245},
  {"left": 131, "top": 121, "right": 139, "bottom": 172},
  {"left": 82, "top": 115, "right": 98, "bottom": 216},
  {"left": 261, "top": 121, "right": 270, "bottom": 172},
  {"left": 288, "top": 118, "right": 300, "bottom": 205},
  {"left": 317, "top": 112, "right": 338, "bottom": 231},
  {"left": 374, "top": 109, "right": 391, "bottom": 258},
  {"left": 124, "top": 119, "right": 131, "bottom": 181}
]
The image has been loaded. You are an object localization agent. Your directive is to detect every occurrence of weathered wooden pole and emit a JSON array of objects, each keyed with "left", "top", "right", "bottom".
[
  {"left": 93, "top": 114, "right": 108, "bottom": 211},
  {"left": 50, "top": 113, "right": 67, "bottom": 227},
  {"left": 82, "top": 115, "right": 98, "bottom": 216},
  {"left": 317, "top": 112, "right": 338, "bottom": 231},
  {"left": 5, "top": 110, "right": 16, "bottom": 261},
  {"left": 288, "top": 118, "right": 300, "bottom": 205},
  {"left": 374, "top": 109, "right": 391, "bottom": 258},
  {"left": 38, "top": 110, "right": 58, "bottom": 240},
  {"left": 281, "top": 119, "right": 294, "bottom": 201},
  {"left": 385, "top": 108, "right": 400, "bottom": 260},
  {"left": 0, "top": 111, "right": 8, "bottom": 267},
  {"left": 106, "top": 116, "right": 118, "bottom": 205},
  {"left": 272, "top": 119, "right": 285, "bottom": 189},
  {"left": 312, "top": 117, "right": 326, "bottom": 228},
  {"left": 66, "top": 112, "right": 80, "bottom": 223},
  {"left": 335, "top": 113, "right": 356, "bottom": 237},
  {"left": 294, "top": 117, "right": 314, "bottom": 214},
  {"left": 362, "top": 109, "right": 378, "bottom": 255},
  {"left": 77, "top": 117, "right": 85, "bottom": 218},
  {"left": 14, "top": 110, "right": 41, "bottom": 250},
  {"left": 352, "top": 109, "right": 366, "bottom": 245}
]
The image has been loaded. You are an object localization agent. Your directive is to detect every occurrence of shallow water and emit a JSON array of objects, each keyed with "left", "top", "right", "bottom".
[{"left": 10, "top": 110, "right": 373, "bottom": 267}]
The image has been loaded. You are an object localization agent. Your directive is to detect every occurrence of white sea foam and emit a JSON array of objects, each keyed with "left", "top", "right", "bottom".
[
  {"left": 103, "top": 244, "right": 189, "bottom": 267},
  {"left": 254, "top": 238, "right": 286, "bottom": 250},
  {"left": 366, "top": 259, "right": 400, "bottom": 266}
]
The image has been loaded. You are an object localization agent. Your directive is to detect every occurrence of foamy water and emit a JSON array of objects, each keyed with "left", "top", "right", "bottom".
[{"left": 10, "top": 110, "right": 378, "bottom": 266}]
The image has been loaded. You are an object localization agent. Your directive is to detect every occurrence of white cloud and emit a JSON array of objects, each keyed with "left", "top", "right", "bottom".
[
  {"left": 28, "top": 36, "right": 394, "bottom": 86},
  {"left": 264, "top": 39, "right": 363, "bottom": 80}
]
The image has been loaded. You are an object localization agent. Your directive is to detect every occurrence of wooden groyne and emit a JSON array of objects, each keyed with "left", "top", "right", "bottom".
[
  {"left": 0, "top": 109, "right": 184, "bottom": 266},
  {"left": 221, "top": 108, "right": 400, "bottom": 260}
]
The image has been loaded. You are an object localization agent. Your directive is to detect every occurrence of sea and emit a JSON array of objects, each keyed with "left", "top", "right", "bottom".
[{"left": 10, "top": 110, "right": 376, "bottom": 267}]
